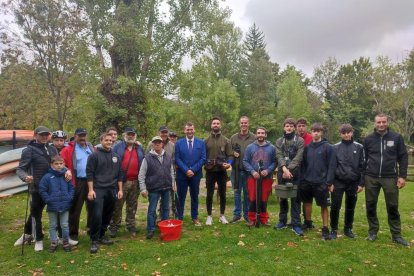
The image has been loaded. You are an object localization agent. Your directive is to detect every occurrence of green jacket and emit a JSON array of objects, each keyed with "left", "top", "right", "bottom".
[
  {"left": 230, "top": 131, "right": 256, "bottom": 170},
  {"left": 204, "top": 132, "right": 233, "bottom": 172},
  {"left": 275, "top": 134, "right": 304, "bottom": 174}
]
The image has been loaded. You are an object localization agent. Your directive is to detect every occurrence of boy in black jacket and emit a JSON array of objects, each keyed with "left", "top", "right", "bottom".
[
  {"left": 330, "top": 124, "right": 364, "bottom": 239},
  {"left": 86, "top": 133, "right": 124, "bottom": 254},
  {"left": 299, "top": 123, "right": 335, "bottom": 240}
]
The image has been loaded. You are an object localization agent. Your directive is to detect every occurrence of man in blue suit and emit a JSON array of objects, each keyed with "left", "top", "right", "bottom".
[{"left": 175, "top": 122, "right": 206, "bottom": 226}]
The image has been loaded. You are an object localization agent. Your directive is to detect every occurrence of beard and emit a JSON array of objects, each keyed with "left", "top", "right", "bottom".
[
  {"left": 212, "top": 127, "right": 220, "bottom": 133},
  {"left": 124, "top": 136, "right": 137, "bottom": 144}
]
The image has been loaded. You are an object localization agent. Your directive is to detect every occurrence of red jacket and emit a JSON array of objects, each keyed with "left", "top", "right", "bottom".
[
  {"left": 300, "top": 132, "right": 312, "bottom": 147},
  {"left": 60, "top": 141, "right": 94, "bottom": 186}
]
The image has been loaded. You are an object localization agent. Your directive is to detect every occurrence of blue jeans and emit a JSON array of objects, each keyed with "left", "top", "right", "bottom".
[
  {"left": 231, "top": 170, "right": 249, "bottom": 219},
  {"left": 48, "top": 210, "right": 69, "bottom": 241},
  {"left": 147, "top": 189, "right": 170, "bottom": 232}
]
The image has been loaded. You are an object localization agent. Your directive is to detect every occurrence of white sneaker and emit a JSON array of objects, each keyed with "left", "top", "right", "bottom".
[
  {"left": 219, "top": 215, "right": 229, "bottom": 224},
  {"left": 14, "top": 234, "right": 32, "bottom": 246},
  {"left": 68, "top": 238, "right": 79, "bottom": 246},
  {"left": 206, "top": 216, "right": 213, "bottom": 225},
  {"left": 34, "top": 240, "right": 43, "bottom": 252}
]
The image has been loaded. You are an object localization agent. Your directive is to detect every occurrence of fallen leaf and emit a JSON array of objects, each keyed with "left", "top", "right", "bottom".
[
  {"left": 237, "top": 241, "right": 245, "bottom": 246},
  {"left": 56, "top": 263, "right": 61, "bottom": 268},
  {"left": 152, "top": 271, "right": 161, "bottom": 276},
  {"left": 157, "top": 257, "right": 161, "bottom": 261},
  {"left": 348, "top": 267, "right": 353, "bottom": 273},
  {"left": 296, "top": 266, "right": 301, "bottom": 269},
  {"left": 162, "top": 263, "right": 168, "bottom": 267},
  {"left": 69, "top": 260, "right": 75, "bottom": 264},
  {"left": 372, "top": 264, "right": 377, "bottom": 268},
  {"left": 287, "top": 242, "right": 297, "bottom": 247},
  {"left": 16, "top": 263, "right": 26, "bottom": 268},
  {"left": 121, "top": 263, "right": 128, "bottom": 270},
  {"left": 84, "top": 261, "right": 89, "bottom": 264},
  {"left": 229, "top": 263, "right": 233, "bottom": 266},
  {"left": 363, "top": 260, "right": 371, "bottom": 264},
  {"left": 258, "top": 242, "right": 264, "bottom": 246},
  {"left": 44, "top": 261, "right": 50, "bottom": 265},
  {"left": 239, "top": 234, "right": 246, "bottom": 238}
]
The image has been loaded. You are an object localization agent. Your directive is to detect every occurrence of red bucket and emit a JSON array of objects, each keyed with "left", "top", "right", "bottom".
[{"left": 158, "top": 219, "right": 183, "bottom": 241}]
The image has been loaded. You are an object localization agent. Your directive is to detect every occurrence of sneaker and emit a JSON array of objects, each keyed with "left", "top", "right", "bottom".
[
  {"left": 206, "top": 216, "right": 213, "bottom": 226},
  {"left": 275, "top": 222, "right": 287, "bottom": 230},
  {"left": 68, "top": 238, "right": 79, "bottom": 246},
  {"left": 127, "top": 226, "right": 138, "bottom": 234},
  {"left": 244, "top": 217, "right": 250, "bottom": 223},
  {"left": 90, "top": 241, "right": 98, "bottom": 254},
  {"left": 98, "top": 236, "right": 114, "bottom": 245},
  {"left": 321, "top": 227, "right": 331, "bottom": 240},
  {"left": 48, "top": 241, "right": 58, "bottom": 253},
  {"left": 392, "top": 237, "right": 409, "bottom": 247},
  {"left": 301, "top": 220, "right": 315, "bottom": 230},
  {"left": 14, "top": 234, "right": 33, "bottom": 246},
  {"left": 109, "top": 228, "right": 117, "bottom": 238},
  {"left": 365, "top": 233, "right": 377, "bottom": 241},
  {"left": 229, "top": 217, "right": 241, "bottom": 223},
  {"left": 219, "top": 215, "right": 229, "bottom": 224},
  {"left": 34, "top": 240, "right": 44, "bottom": 252},
  {"left": 192, "top": 219, "right": 202, "bottom": 226},
  {"left": 62, "top": 240, "right": 71, "bottom": 252},
  {"left": 330, "top": 230, "right": 337, "bottom": 240},
  {"left": 146, "top": 231, "right": 154, "bottom": 240},
  {"left": 292, "top": 226, "right": 304, "bottom": 236},
  {"left": 344, "top": 228, "right": 355, "bottom": 239}
]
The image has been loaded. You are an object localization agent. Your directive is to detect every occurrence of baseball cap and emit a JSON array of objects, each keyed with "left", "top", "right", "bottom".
[
  {"left": 151, "top": 136, "right": 163, "bottom": 142},
  {"left": 74, "top": 128, "right": 88, "bottom": 135},
  {"left": 158, "top": 126, "right": 169, "bottom": 132},
  {"left": 35, "top": 126, "right": 50, "bottom": 134},
  {"left": 168, "top": 131, "right": 177, "bottom": 137},
  {"left": 124, "top": 127, "right": 136, "bottom": 134}
]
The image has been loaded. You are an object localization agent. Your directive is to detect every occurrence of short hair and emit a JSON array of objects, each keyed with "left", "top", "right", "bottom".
[
  {"left": 185, "top": 122, "right": 194, "bottom": 128},
  {"left": 374, "top": 113, "right": 388, "bottom": 121},
  {"left": 296, "top": 118, "right": 308, "bottom": 125},
  {"left": 106, "top": 127, "right": 117, "bottom": 133},
  {"left": 338, "top": 124, "right": 353, "bottom": 133},
  {"left": 256, "top": 126, "right": 267, "bottom": 134},
  {"left": 211, "top": 116, "right": 221, "bottom": 123},
  {"left": 240, "top": 116, "right": 249, "bottom": 121},
  {"left": 311, "top": 123, "right": 324, "bottom": 132},
  {"left": 100, "top": 133, "right": 112, "bottom": 141},
  {"left": 283, "top": 118, "right": 296, "bottom": 127},
  {"left": 51, "top": 155, "right": 64, "bottom": 163}
]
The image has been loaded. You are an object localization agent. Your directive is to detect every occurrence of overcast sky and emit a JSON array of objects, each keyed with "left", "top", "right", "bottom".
[{"left": 221, "top": 0, "right": 414, "bottom": 76}]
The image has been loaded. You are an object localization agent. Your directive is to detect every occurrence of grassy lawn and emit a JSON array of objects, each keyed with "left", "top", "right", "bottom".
[{"left": 1, "top": 181, "right": 413, "bottom": 275}]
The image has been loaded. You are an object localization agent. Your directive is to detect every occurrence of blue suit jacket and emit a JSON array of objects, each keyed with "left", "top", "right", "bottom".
[{"left": 175, "top": 137, "right": 206, "bottom": 180}]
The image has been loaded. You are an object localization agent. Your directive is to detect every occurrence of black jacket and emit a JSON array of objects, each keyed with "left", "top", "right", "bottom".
[
  {"left": 86, "top": 147, "right": 124, "bottom": 189},
  {"left": 363, "top": 129, "right": 408, "bottom": 179},
  {"left": 301, "top": 139, "right": 335, "bottom": 185},
  {"left": 332, "top": 139, "right": 365, "bottom": 186},
  {"left": 16, "top": 140, "right": 58, "bottom": 193}
]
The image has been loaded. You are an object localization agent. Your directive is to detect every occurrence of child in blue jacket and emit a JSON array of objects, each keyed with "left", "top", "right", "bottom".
[{"left": 39, "top": 155, "right": 75, "bottom": 252}]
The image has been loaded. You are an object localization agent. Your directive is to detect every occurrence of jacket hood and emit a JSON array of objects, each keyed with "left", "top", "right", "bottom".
[
  {"left": 28, "top": 139, "right": 48, "bottom": 148},
  {"left": 253, "top": 140, "right": 272, "bottom": 147},
  {"left": 309, "top": 138, "right": 328, "bottom": 148},
  {"left": 48, "top": 167, "right": 67, "bottom": 177}
]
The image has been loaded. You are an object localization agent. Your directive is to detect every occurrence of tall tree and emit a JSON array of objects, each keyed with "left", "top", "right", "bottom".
[{"left": 243, "top": 23, "right": 266, "bottom": 57}]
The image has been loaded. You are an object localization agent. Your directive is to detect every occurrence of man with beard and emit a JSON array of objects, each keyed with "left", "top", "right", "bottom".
[
  {"left": 229, "top": 116, "right": 256, "bottom": 223},
  {"left": 175, "top": 122, "right": 206, "bottom": 225},
  {"left": 296, "top": 118, "right": 312, "bottom": 147},
  {"left": 87, "top": 133, "right": 123, "bottom": 253},
  {"left": 109, "top": 127, "right": 145, "bottom": 237},
  {"left": 243, "top": 127, "right": 276, "bottom": 226},
  {"left": 61, "top": 128, "right": 94, "bottom": 245},
  {"left": 363, "top": 114, "right": 409, "bottom": 246},
  {"left": 299, "top": 123, "right": 335, "bottom": 240},
  {"left": 15, "top": 126, "right": 71, "bottom": 251},
  {"left": 204, "top": 117, "right": 233, "bottom": 225},
  {"left": 275, "top": 118, "right": 304, "bottom": 236}
]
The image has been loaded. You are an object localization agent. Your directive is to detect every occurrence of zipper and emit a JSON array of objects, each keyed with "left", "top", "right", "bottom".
[{"left": 379, "top": 137, "right": 383, "bottom": 178}]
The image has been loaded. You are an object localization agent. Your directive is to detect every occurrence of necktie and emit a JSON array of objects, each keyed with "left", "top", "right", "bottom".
[{"left": 189, "top": 140, "right": 193, "bottom": 153}]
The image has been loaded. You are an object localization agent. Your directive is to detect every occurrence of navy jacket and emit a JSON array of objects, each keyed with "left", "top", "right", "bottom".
[
  {"left": 332, "top": 139, "right": 365, "bottom": 186},
  {"left": 113, "top": 141, "right": 145, "bottom": 181},
  {"left": 301, "top": 139, "right": 335, "bottom": 185},
  {"left": 39, "top": 168, "right": 75, "bottom": 212},
  {"left": 175, "top": 137, "right": 206, "bottom": 180}
]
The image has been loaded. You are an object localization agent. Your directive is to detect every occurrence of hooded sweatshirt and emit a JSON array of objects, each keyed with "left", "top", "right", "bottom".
[
  {"left": 243, "top": 140, "right": 277, "bottom": 179},
  {"left": 86, "top": 147, "right": 124, "bottom": 189},
  {"left": 301, "top": 139, "right": 335, "bottom": 185}
]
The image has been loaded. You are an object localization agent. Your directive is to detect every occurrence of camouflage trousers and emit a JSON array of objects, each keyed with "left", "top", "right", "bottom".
[{"left": 109, "top": 180, "right": 139, "bottom": 230}]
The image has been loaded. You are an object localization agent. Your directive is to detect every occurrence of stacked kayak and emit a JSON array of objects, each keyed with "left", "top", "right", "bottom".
[{"left": 0, "top": 148, "right": 26, "bottom": 196}]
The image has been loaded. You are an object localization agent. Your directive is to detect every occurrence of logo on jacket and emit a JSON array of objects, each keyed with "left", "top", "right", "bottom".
[
  {"left": 386, "top": 141, "right": 394, "bottom": 147},
  {"left": 112, "top": 157, "right": 118, "bottom": 163}
]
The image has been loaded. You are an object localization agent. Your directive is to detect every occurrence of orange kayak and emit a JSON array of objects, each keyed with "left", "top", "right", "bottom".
[{"left": 0, "top": 130, "right": 34, "bottom": 142}]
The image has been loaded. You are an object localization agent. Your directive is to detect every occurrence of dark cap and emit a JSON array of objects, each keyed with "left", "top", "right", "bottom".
[
  {"left": 74, "top": 128, "right": 88, "bottom": 135},
  {"left": 124, "top": 127, "right": 136, "bottom": 134},
  {"left": 168, "top": 131, "right": 177, "bottom": 137},
  {"left": 159, "top": 126, "right": 169, "bottom": 132},
  {"left": 35, "top": 126, "right": 50, "bottom": 134}
]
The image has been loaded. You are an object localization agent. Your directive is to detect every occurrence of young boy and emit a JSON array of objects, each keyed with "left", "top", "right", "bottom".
[{"left": 39, "top": 155, "right": 75, "bottom": 252}]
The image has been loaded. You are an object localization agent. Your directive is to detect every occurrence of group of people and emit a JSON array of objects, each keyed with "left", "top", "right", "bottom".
[{"left": 13, "top": 113, "right": 410, "bottom": 254}]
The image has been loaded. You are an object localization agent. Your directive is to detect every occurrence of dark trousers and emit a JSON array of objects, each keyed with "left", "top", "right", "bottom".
[
  {"left": 69, "top": 178, "right": 90, "bottom": 240},
  {"left": 278, "top": 173, "right": 301, "bottom": 226},
  {"left": 206, "top": 170, "right": 228, "bottom": 215},
  {"left": 177, "top": 175, "right": 201, "bottom": 220},
  {"left": 365, "top": 175, "right": 401, "bottom": 238},
  {"left": 24, "top": 191, "right": 45, "bottom": 241},
  {"left": 330, "top": 181, "right": 358, "bottom": 230},
  {"left": 88, "top": 188, "right": 117, "bottom": 241}
]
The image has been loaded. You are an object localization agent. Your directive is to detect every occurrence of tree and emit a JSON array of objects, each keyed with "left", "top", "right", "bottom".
[
  {"left": 243, "top": 23, "right": 266, "bottom": 57},
  {"left": 4, "top": 0, "right": 87, "bottom": 129}
]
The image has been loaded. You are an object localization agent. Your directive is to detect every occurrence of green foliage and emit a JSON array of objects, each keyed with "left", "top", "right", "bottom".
[{"left": 244, "top": 23, "right": 266, "bottom": 56}]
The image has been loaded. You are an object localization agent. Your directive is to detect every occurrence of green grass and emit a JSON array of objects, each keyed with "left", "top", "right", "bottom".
[{"left": 1, "top": 182, "right": 414, "bottom": 275}]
